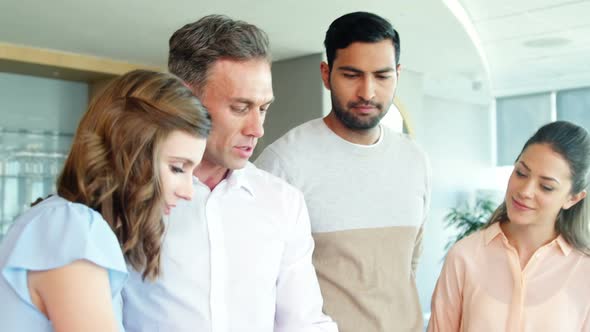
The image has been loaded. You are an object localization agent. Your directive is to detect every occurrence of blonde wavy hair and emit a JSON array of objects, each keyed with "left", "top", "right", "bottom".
[{"left": 57, "top": 70, "right": 210, "bottom": 279}]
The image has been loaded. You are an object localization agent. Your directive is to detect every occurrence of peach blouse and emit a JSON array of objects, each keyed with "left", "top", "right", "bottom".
[{"left": 428, "top": 223, "right": 590, "bottom": 332}]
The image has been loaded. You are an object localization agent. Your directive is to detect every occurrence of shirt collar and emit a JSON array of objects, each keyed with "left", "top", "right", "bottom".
[
  {"left": 483, "top": 222, "right": 504, "bottom": 245},
  {"left": 225, "top": 164, "right": 255, "bottom": 197},
  {"left": 484, "top": 222, "right": 573, "bottom": 256},
  {"left": 554, "top": 235, "right": 573, "bottom": 256}
]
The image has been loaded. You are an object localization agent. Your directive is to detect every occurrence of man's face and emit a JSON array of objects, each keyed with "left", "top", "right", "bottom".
[
  {"left": 321, "top": 39, "right": 400, "bottom": 130},
  {"left": 198, "top": 59, "right": 274, "bottom": 170}
]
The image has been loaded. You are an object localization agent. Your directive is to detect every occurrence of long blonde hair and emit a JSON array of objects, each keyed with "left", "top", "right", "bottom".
[{"left": 57, "top": 70, "right": 210, "bottom": 279}]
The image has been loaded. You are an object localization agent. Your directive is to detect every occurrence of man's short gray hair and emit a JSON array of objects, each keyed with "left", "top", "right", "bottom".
[{"left": 168, "top": 14, "right": 271, "bottom": 94}]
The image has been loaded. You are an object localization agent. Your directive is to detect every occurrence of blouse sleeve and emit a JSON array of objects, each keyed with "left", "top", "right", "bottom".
[
  {"left": 427, "top": 243, "right": 465, "bottom": 332},
  {"left": 1, "top": 200, "right": 128, "bottom": 308}
]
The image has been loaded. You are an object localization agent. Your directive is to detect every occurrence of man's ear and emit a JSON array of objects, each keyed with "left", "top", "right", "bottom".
[{"left": 320, "top": 61, "right": 331, "bottom": 90}]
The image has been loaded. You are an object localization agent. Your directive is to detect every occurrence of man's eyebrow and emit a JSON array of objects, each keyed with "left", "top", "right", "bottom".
[
  {"left": 230, "top": 97, "right": 275, "bottom": 106},
  {"left": 230, "top": 97, "right": 254, "bottom": 105},
  {"left": 263, "top": 97, "right": 275, "bottom": 105},
  {"left": 337, "top": 66, "right": 395, "bottom": 74},
  {"left": 374, "top": 67, "right": 396, "bottom": 74},
  {"left": 337, "top": 66, "right": 364, "bottom": 74}
]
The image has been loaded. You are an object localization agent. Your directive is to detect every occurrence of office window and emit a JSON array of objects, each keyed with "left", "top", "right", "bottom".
[
  {"left": 496, "top": 93, "right": 552, "bottom": 166},
  {"left": 0, "top": 73, "right": 84, "bottom": 242},
  {"left": 556, "top": 87, "right": 590, "bottom": 132},
  {"left": 0, "top": 131, "right": 71, "bottom": 240}
]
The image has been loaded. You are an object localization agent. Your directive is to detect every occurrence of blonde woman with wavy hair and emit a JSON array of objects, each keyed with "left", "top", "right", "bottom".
[
  {"left": 0, "top": 70, "right": 210, "bottom": 332},
  {"left": 429, "top": 121, "right": 590, "bottom": 331}
]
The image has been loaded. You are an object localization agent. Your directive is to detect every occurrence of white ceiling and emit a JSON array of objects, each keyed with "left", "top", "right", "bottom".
[
  {"left": 0, "top": 1, "right": 483, "bottom": 82},
  {"left": 1, "top": 0, "right": 586, "bottom": 97},
  {"left": 457, "top": 0, "right": 590, "bottom": 96}
]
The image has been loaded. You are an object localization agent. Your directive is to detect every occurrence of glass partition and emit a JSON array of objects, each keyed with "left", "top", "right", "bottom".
[{"left": 0, "top": 129, "right": 72, "bottom": 240}]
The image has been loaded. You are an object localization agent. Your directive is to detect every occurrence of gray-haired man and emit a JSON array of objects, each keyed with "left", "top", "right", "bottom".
[{"left": 122, "top": 15, "right": 337, "bottom": 332}]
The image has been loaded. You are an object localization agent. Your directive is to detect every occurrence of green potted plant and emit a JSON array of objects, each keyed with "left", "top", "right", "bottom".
[{"left": 444, "top": 196, "right": 496, "bottom": 250}]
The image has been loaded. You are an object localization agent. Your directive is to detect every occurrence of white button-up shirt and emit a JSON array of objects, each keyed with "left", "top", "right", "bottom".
[{"left": 122, "top": 163, "right": 337, "bottom": 332}]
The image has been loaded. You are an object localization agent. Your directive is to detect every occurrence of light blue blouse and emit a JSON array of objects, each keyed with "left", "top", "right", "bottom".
[{"left": 0, "top": 195, "right": 128, "bottom": 331}]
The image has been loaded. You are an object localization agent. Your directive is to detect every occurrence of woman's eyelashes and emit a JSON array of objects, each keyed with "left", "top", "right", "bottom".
[
  {"left": 515, "top": 168, "right": 555, "bottom": 192},
  {"left": 170, "top": 164, "right": 184, "bottom": 174}
]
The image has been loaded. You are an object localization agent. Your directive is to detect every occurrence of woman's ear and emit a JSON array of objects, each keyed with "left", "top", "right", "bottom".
[{"left": 563, "top": 189, "right": 587, "bottom": 210}]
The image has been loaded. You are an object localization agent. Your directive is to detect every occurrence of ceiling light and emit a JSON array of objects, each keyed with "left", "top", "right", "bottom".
[{"left": 523, "top": 37, "right": 571, "bottom": 48}]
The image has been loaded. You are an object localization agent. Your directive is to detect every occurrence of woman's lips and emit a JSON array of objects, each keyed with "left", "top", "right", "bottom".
[{"left": 512, "top": 198, "right": 532, "bottom": 211}]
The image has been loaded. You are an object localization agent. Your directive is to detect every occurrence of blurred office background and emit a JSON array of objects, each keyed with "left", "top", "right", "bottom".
[{"left": 1, "top": 0, "right": 589, "bottom": 320}]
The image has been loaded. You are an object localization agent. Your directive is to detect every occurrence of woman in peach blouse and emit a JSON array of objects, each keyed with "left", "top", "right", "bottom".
[{"left": 428, "top": 121, "right": 590, "bottom": 332}]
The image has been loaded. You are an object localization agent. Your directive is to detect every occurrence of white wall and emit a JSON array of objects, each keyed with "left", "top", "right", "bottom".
[
  {"left": 255, "top": 53, "right": 326, "bottom": 158},
  {"left": 414, "top": 94, "right": 502, "bottom": 314},
  {"left": 395, "top": 69, "right": 425, "bottom": 135},
  {"left": 392, "top": 69, "right": 501, "bottom": 315}
]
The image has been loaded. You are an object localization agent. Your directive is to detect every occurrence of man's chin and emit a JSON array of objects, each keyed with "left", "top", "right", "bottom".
[
  {"left": 336, "top": 111, "right": 384, "bottom": 130},
  {"left": 345, "top": 118, "right": 382, "bottom": 130},
  {"left": 227, "top": 158, "right": 250, "bottom": 170}
]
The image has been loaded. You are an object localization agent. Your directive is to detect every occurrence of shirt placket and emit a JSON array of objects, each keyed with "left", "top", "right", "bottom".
[
  {"left": 206, "top": 183, "right": 228, "bottom": 332},
  {"left": 505, "top": 239, "right": 545, "bottom": 332},
  {"left": 506, "top": 243, "right": 524, "bottom": 332}
]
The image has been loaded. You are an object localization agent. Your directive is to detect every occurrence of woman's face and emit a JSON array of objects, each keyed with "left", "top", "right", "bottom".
[
  {"left": 159, "top": 130, "right": 207, "bottom": 215},
  {"left": 505, "top": 143, "right": 585, "bottom": 227}
]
